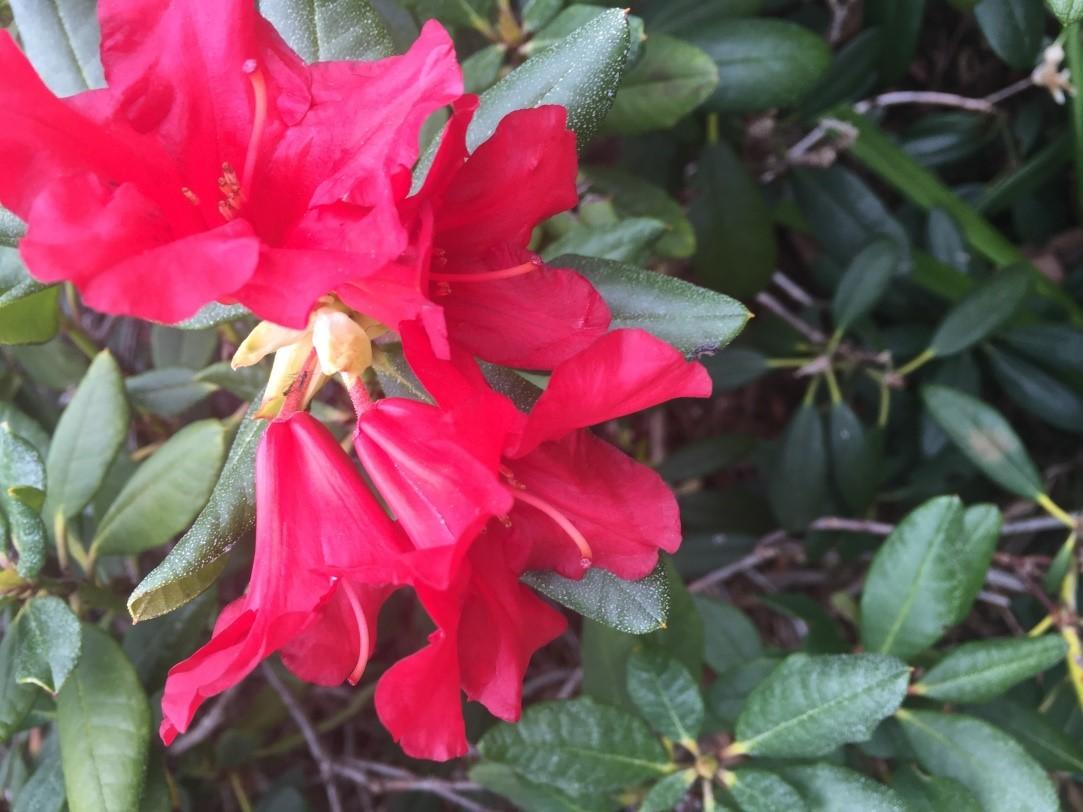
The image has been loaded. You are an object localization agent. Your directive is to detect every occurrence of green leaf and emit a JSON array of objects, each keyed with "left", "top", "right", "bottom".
[
  {"left": 553, "top": 255, "right": 750, "bottom": 355},
  {"left": 1047, "top": 0, "right": 1083, "bottom": 24},
  {"left": 1001, "top": 322, "right": 1083, "bottom": 374},
  {"left": 128, "top": 411, "right": 266, "bottom": 622},
  {"left": 581, "top": 619, "right": 637, "bottom": 709},
  {"left": 707, "top": 658, "right": 780, "bottom": 725},
  {"left": 640, "top": 0, "right": 761, "bottom": 35},
  {"left": 767, "top": 405, "right": 828, "bottom": 532},
  {"left": 922, "top": 385, "right": 1043, "bottom": 498},
  {"left": 13, "top": 734, "right": 64, "bottom": 812},
  {"left": 897, "top": 709, "right": 1059, "bottom": 812},
  {"left": 0, "top": 425, "right": 47, "bottom": 578},
  {"left": 626, "top": 649, "right": 704, "bottom": 743},
  {"left": 603, "top": 36, "right": 717, "bottom": 135},
  {"left": 865, "top": 0, "right": 926, "bottom": 81},
  {"left": 0, "top": 286, "right": 60, "bottom": 346},
  {"left": 123, "top": 589, "right": 217, "bottom": 690},
  {"left": 92, "top": 420, "right": 227, "bottom": 556},
  {"left": 799, "top": 28, "right": 882, "bottom": 119},
  {"left": 728, "top": 769, "right": 807, "bottom": 812},
  {"left": 478, "top": 697, "right": 672, "bottom": 795},
  {"left": 832, "top": 240, "right": 899, "bottom": 331},
  {"left": 928, "top": 266, "right": 1031, "bottom": 357},
  {"left": 521, "top": 0, "right": 564, "bottom": 32},
  {"left": 542, "top": 218, "right": 667, "bottom": 264},
  {"left": 891, "top": 766, "right": 981, "bottom": 812},
  {"left": 780, "top": 764, "right": 905, "bottom": 812},
  {"left": 732, "top": 653, "right": 910, "bottom": 758},
  {"left": 58, "top": 625, "right": 150, "bottom": 812},
  {"left": 0, "top": 210, "right": 24, "bottom": 248},
  {"left": 12, "top": 596, "right": 81, "bottom": 694},
  {"left": 967, "top": 699, "right": 1083, "bottom": 774},
  {"left": 913, "top": 636, "right": 1067, "bottom": 703},
  {"left": 0, "top": 404, "right": 49, "bottom": 460},
  {"left": 951, "top": 504, "right": 1001, "bottom": 625},
  {"left": 581, "top": 167, "right": 695, "bottom": 259},
  {"left": 468, "top": 763, "right": 613, "bottom": 812},
  {"left": 462, "top": 43, "right": 506, "bottom": 94},
  {"left": 150, "top": 327, "right": 218, "bottom": 370},
  {"left": 684, "top": 18, "right": 830, "bottom": 113},
  {"left": 0, "top": 624, "right": 39, "bottom": 741},
  {"left": 974, "top": 0, "right": 1044, "bottom": 69},
  {"left": 760, "top": 594, "right": 849, "bottom": 655},
  {"left": 43, "top": 351, "right": 129, "bottom": 525},
  {"left": 828, "top": 402, "right": 880, "bottom": 514},
  {"left": 695, "top": 596, "right": 762, "bottom": 674},
  {"left": 9, "top": 0, "right": 104, "bottom": 95},
  {"left": 640, "top": 769, "right": 696, "bottom": 812},
  {"left": 126, "top": 368, "right": 218, "bottom": 416},
  {"left": 467, "top": 8, "right": 629, "bottom": 151},
  {"left": 522, "top": 562, "right": 669, "bottom": 634},
  {"left": 690, "top": 139, "right": 776, "bottom": 299},
  {"left": 859, "top": 496, "right": 965, "bottom": 659},
  {"left": 986, "top": 345, "right": 1083, "bottom": 432},
  {"left": 173, "top": 302, "right": 249, "bottom": 330},
  {"left": 259, "top": 0, "right": 394, "bottom": 61}
]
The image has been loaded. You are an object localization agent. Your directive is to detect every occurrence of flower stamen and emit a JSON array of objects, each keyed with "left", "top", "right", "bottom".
[
  {"left": 512, "top": 489, "right": 593, "bottom": 567},
  {"left": 241, "top": 59, "right": 269, "bottom": 195},
  {"left": 340, "top": 581, "right": 372, "bottom": 684},
  {"left": 429, "top": 259, "right": 539, "bottom": 284}
]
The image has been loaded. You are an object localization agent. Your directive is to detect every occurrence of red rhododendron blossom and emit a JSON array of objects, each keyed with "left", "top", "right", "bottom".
[
  {"left": 338, "top": 96, "right": 611, "bottom": 368},
  {"left": 375, "top": 535, "right": 566, "bottom": 761},
  {"left": 0, "top": 0, "right": 461, "bottom": 326},
  {"left": 160, "top": 412, "right": 408, "bottom": 745}
]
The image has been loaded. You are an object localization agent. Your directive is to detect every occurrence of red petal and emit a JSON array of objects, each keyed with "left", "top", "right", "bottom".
[
  {"left": 507, "top": 431, "right": 682, "bottom": 580},
  {"left": 516, "top": 329, "right": 713, "bottom": 454}
]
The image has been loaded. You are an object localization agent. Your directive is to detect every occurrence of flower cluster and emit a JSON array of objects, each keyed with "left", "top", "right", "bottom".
[{"left": 1, "top": 0, "right": 711, "bottom": 760}]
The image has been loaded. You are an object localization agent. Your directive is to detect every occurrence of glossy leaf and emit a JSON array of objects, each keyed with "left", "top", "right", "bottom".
[
  {"left": 706, "top": 658, "right": 780, "bottom": 725},
  {"left": 913, "top": 636, "right": 1067, "bottom": 703},
  {"left": 781, "top": 764, "right": 905, "bottom": 812},
  {"left": 581, "top": 167, "right": 696, "bottom": 259},
  {"left": 477, "top": 697, "right": 672, "bottom": 795},
  {"left": 891, "top": 766, "right": 980, "bottom": 812},
  {"left": 684, "top": 19, "right": 830, "bottom": 113},
  {"left": 58, "top": 625, "right": 150, "bottom": 812},
  {"left": 626, "top": 649, "right": 703, "bottom": 743},
  {"left": 128, "top": 411, "right": 266, "bottom": 622},
  {"left": 259, "top": 0, "right": 394, "bottom": 61},
  {"left": 928, "top": 266, "right": 1031, "bottom": 357},
  {"left": 603, "top": 36, "right": 717, "bottom": 135},
  {"left": 639, "top": 0, "right": 761, "bottom": 34},
  {"left": 695, "top": 596, "right": 762, "bottom": 675},
  {"left": 828, "top": 402, "right": 881, "bottom": 513},
  {"left": 860, "top": 496, "right": 965, "bottom": 659},
  {"left": 690, "top": 139, "right": 776, "bottom": 299},
  {"left": 733, "top": 653, "right": 910, "bottom": 758},
  {"left": 1001, "top": 322, "right": 1083, "bottom": 374},
  {"left": 523, "top": 562, "right": 669, "bottom": 635},
  {"left": 986, "top": 345, "right": 1083, "bottom": 432},
  {"left": 12, "top": 596, "right": 81, "bottom": 694},
  {"left": 9, "top": 0, "right": 103, "bottom": 95},
  {"left": 951, "top": 504, "right": 1001, "bottom": 625},
  {"left": 767, "top": 405, "right": 828, "bottom": 532},
  {"left": 967, "top": 700, "right": 1083, "bottom": 774},
  {"left": 92, "top": 420, "right": 226, "bottom": 556},
  {"left": 468, "top": 763, "right": 612, "bottom": 812},
  {"left": 974, "top": 0, "right": 1044, "bottom": 69},
  {"left": 729, "top": 769, "right": 807, "bottom": 812},
  {"left": 922, "top": 385, "right": 1043, "bottom": 498},
  {"left": 898, "top": 710, "right": 1059, "bottom": 812},
  {"left": 0, "top": 426, "right": 47, "bottom": 578},
  {"left": 832, "top": 240, "right": 899, "bottom": 331},
  {"left": 541, "top": 218, "right": 667, "bottom": 264},
  {"left": 43, "top": 351, "right": 129, "bottom": 525},
  {"left": 554, "top": 255, "right": 750, "bottom": 355}
]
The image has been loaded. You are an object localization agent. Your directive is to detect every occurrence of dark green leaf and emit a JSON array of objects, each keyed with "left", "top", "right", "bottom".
[
  {"left": 9, "top": 0, "right": 103, "bottom": 95},
  {"left": 974, "top": 0, "right": 1044, "bottom": 69},
  {"left": 640, "top": 770, "right": 694, "bottom": 812},
  {"left": 695, "top": 596, "right": 761, "bottom": 674},
  {"left": 684, "top": 19, "right": 830, "bottom": 113},
  {"left": 259, "top": 0, "right": 394, "bottom": 61},
  {"left": 462, "top": 43, "right": 506, "bottom": 94},
  {"left": 951, "top": 504, "right": 1001, "bottom": 625},
  {"left": 860, "top": 496, "right": 965, "bottom": 659},
  {"left": 581, "top": 619, "right": 636, "bottom": 710},
  {"left": 733, "top": 653, "right": 910, "bottom": 758},
  {"left": 1001, "top": 323, "right": 1083, "bottom": 374},
  {"left": 521, "top": 0, "right": 563, "bottom": 32},
  {"left": 656, "top": 435, "right": 756, "bottom": 482},
  {"left": 767, "top": 405, "right": 828, "bottom": 532},
  {"left": 477, "top": 697, "right": 672, "bottom": 795},
  {"left": 92, "top": 420, "right": 227, "bottom": 556},
  {"left": 690, "top": 139, "right": 776, "bottom": 299},
  {"left": 832, "top": 240, "right": 899, "bottom": 331},
  {"left": 701, "top": 348, "right": 769, "bottom": 391},
  {"left": 865, "top": 0, "right": 926, "bottom": 81},
  {"left": 706, "top": 657, "right": 779, "bottom": 725},
  {"left": 0, "top": 625, "right": 39, "bottom": 741},
  {"left": 914, "top": 636, "right": 1067, "bottom": 703},
  {"left": 128, "top": 411, "right": 266, "bottom": 622},
  {"left": 898, "top": 709, "right": 1059, "bottom": 812},
  {"left": 12, "top": 596, "right": 81, "bottom": 694},
  {"left": 967, "top": 700, "right": 1083, "bottom": 774},
  {"left": 469, "top": 763, "right": 614, "bottom": 812},
  {"left": 760, "top": 593, "right": 849, "bottom": 655},
  {"left": 799, "top": 28, "right": 883, "bottom": 119},
  {"left": 124, "top": 589, "right": 216, "bottom": 690},
  {"left": 626, "top": 649, "right": 704, "bottom": 743},
  {"left": 126, "top": 368, "right": 218, "bottom": 416},
  {"left": 639, "top": 0, "right": 761, "bottom": 35},
  {"left": 58, "top": 625, "right": 150, "bottom": 812},
  {"left": 523, "top": 562, "right": 669, "bottom": 634},
  {"left": 828, "top": 402, "right": 881, "bottom": 513},
  {"left": 781, "top": 764, "right": 905, "bottom": 812},
  {"left": 0, "top": 425, "right": 47, "bottom": 577},
  {"left": 928, "top": 266, "right": 1031, "bottom": 357},
  {"left": 150, "top": 327, "right": 218, "bottom": 370},
  {"left": 603, "top": 36, "right": 717, "bottom": 135},
  {"left": 554, "top": 255, "right": 750, "bottom": 355},
  {"left": 728, "top": 769, "right": 807, "bottom": 812},
  {"left": 891, "top": 766, "right": 980, "bottom": 812},
  {"left": 13, "top": 734, "right": 64, "bottom": 812},
  {"left": 986, "top": 345, "right": 1083, "bottom": 432},
  {"left": 541, "top": 218, "right": 667, "bottom": 264},
  {"left": 43, "top": 351, "right": 129, "bottom": 525},
  {"left": 581, "top": 167, "right": 695, "bottom": 259},
  {"left": 922, "top": 385, "right": 1043, "bottom": 498},
  {"left": 174, "top": 302, "right": 249, "bottom": 330}
]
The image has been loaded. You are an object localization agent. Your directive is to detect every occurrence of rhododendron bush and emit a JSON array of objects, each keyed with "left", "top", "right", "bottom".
[{"left": 3, "top": 0, "right": 1083, "bottom": 809}]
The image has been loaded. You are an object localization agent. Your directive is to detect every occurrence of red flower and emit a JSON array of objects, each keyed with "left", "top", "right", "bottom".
[
  {"left": 160, "top": 412, "right": 408, "bottom": 745},
  {"left": 339, "top": 97, "right": 610, "bottom": 368},
  {"left": 0, "top": 0, "right": 461, "bottom": 326}
]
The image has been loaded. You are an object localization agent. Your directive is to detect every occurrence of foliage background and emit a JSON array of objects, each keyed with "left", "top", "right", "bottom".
[{"left": 4, "top": 0, "right": 1083, "bottom": 809}]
